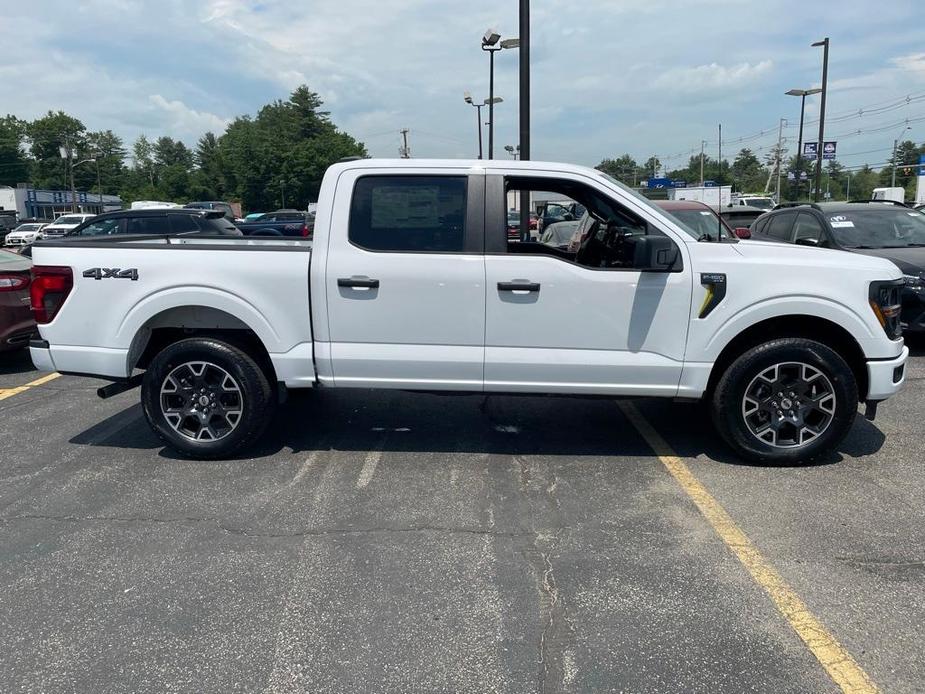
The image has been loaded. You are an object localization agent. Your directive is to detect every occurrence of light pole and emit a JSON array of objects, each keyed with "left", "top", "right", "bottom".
[
  {"left": 892, "top": 125, "right": 912, "bottom": 187},
  {"left": 464, "top": 93, "right": 502, "bottom": 159},
  {"left": 785, "top": 87, "right": 821, "bottom": 200},
  {"left": 811, "top": 37, "right": 830, "bottom": 202},
  {"left": 481, "top": 29, "right": 519, "bottom": 159},
  {"left": 518, "top": 0, "right": 531, "bottom": 241}
]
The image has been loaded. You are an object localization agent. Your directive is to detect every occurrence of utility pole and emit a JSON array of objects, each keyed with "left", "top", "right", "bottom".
[
  {"left": 399, "top": 129, "right": 411, "bottom": 159},
  {"left": 812, "top": 37, "right": 829, "bottom": 202},
  {"left": 700, "top": 140, "right": 705, "bottom": 187},
  {"left": 518, "top": 0, "right": 531, "bottom": 242},
  {"left": 767, "top": 118, "right": 785, "bottom": 198}
]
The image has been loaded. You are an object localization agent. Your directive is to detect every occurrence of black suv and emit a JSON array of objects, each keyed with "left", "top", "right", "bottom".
[
  {"left": 65, "top": 208, "right": 242, "bottom": 238},
  {"left": 751, "top": 201, "right": 925, "bottom": 332}
]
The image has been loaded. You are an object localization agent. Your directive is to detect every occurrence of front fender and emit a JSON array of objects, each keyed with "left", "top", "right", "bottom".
[{"left": 701, "top": 295, "right": 888, "bottom": 361}]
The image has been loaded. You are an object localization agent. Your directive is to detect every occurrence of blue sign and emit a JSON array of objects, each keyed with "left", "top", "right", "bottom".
[
  {"left": 670, "top": 179, "right": 687, "bottom": 188},
  {"left": 803, "top": 142, "right": 818, "bottom": 157},
  {"left": 645, "top": 177, "right": 673, "bottom": 189},
  {"left": 703, "top": 180, "right": 716, "bottom": 188},
  {"left": 919, "top": 154, "right": 925, "bottom": 176}
]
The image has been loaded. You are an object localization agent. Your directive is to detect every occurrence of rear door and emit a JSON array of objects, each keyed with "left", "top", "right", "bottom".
[{"left": 323, "top": 168, "right": 486, "bottom": 389}]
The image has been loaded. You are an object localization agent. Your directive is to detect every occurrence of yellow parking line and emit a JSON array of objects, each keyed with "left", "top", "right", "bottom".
[
  {"left": 0, "top": 372, "right": 60, "bottom": 401},
  {"left": 617, "top": 401, "right": 878, "bottom": 694}
]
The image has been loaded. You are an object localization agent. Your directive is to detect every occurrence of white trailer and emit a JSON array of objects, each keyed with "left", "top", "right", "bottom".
[{"left": 668, "top": 185, "right": 732, "bottom": 207}]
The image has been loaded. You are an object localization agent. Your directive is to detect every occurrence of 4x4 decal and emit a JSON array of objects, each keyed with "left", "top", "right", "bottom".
[{"left": 82, "top": 268, "right": 139, "bottom": 281}]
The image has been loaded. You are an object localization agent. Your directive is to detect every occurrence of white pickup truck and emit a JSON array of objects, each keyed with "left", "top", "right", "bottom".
[{"left": 29, "top": 159, "right": 908, "bottom": 464}]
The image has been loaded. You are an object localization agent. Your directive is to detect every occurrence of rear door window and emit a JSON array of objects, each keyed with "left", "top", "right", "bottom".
[
  {"left": 126, "top": 215, "right": 170, "bottom": 235},
  {"left": 766, "top": 212, "right": 797, "bottom": 242},
  {"left": 168, "top": 214, "right": 200, "bottom": 234},
  {"left": 349, "top": 175, "right": 467, "bottom": 252}
]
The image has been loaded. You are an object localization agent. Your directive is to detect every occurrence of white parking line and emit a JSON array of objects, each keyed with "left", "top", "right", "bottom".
[
  {"left": 356, "top": 449, "right": 381, "bottom": 489},
  {"left": 290, "top": 450, "right": 321, "bottom": 486}
]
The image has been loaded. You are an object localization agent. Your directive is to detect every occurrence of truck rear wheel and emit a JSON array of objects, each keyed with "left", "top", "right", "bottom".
[
  {"left": 711, "top": 338, "right": 858, "bottom": 465},
  {"left": 141, "top": 338, "right": 274, "bottom": 459}
]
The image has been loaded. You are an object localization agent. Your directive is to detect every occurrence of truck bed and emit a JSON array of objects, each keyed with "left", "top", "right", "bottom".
[{"left": 30, "top": 236, "right": 315, "bottom": 385}]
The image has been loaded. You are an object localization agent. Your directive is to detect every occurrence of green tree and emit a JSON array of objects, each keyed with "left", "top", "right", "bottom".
[
  {"left": 216, "top": 85, "right": 366, "bottom": 211},
  {"left": 849, "top": 165, "right": 879, "bottom": 201},
  {"left": 85, "top": 130, "right": 127, "bottom": 196},
  {"left": 596, "top": 154, "right": 639, "bottom": 185},
  {"left": 0, "top": 116, "right": 30, "bottom": 186},
  {"left": 731, "top": 148, "right": 767, "bottom": 193},
  {"left": 27, "top": 111, "right": 87, "bottom": 190}
]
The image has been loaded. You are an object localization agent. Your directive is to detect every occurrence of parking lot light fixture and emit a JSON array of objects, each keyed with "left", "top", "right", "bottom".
[
  {"left": 785, "top": 88, "right": 821, "bottom": 200},
  {"left": 811, "top": 38, "right": 830, "bottom": 202},
  {"left": 481, "top": 31, "right": 518, "bottom": 160},
  {"left": 464, "top": 92, "right": 485, "bottom": 159}
]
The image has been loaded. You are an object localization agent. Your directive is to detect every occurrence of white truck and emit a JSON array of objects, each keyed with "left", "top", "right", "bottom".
[{"left": 29, "top": 159, "right": 908, "bottom": 464}]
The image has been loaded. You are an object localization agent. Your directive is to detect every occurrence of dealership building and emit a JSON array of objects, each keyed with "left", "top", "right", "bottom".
[{"left": 0, "top": 184, "right": 122, "bottom": 221}]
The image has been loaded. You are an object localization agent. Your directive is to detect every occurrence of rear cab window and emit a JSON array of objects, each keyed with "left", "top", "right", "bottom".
[{"left": 349, "top": 176, "right": 468, "bottom": 252}]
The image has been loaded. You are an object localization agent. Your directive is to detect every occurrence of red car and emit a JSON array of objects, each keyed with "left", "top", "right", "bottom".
[{"left": 0, "top": 249, "right": 35, "bottom": 352}]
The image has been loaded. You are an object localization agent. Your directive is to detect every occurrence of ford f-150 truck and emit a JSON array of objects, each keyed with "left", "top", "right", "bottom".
[{"left": 28, "top": 159, "right": 908, "bottom": 464}]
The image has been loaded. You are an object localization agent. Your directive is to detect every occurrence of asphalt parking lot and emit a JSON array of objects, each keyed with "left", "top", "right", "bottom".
[{"left": 1, "top": 345, "right": 924, "bottom": 694}]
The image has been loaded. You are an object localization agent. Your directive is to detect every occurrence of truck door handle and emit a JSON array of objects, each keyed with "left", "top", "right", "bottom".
[
  {"left": 497, "top": 281, "right": 540, "bottom": 292},
  {"left": 338, "top": 277, "right": 380, "bottom": 289}
]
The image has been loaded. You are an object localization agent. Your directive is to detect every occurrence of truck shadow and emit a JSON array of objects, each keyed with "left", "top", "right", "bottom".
[
  {"left": 0, "top": 349, "right": 39, "bottom": 377},
  {"left": 140, "top": 388, "right": 884, "bottom": 467}
]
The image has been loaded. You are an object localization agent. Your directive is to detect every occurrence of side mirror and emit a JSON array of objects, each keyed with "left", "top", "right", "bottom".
[
  {"left": 795, "top": 237, "right": 819, "bottom": 247},
  {"left": 734, "top": 227, "right": 751, "bottom": 239},
  {"left": 632, "top": 235, "right": 680, "bottom": 271}
]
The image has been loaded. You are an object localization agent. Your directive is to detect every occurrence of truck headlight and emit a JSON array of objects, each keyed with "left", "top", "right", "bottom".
[{"left": 870, "top": 279, "right": 904, "bottom": 339}]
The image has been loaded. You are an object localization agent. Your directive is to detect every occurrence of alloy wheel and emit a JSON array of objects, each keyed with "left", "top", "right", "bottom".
[
  {"left": 159, "top": 361, "right": 244, "bottom": 442},
  {"left": 741, "top": 362, "right": 836, "bottom": 448}
]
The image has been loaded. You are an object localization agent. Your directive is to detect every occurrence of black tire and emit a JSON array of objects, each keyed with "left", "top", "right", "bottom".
[
  {"left": 711, "top": 338, "right": 858, "bottom": 465},
  {"left": 141, "top": 338, "right": 275, "bottom": 459}
]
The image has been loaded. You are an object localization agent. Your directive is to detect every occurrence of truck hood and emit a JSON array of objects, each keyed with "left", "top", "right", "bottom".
[
  {"left": 731, "top": 239, "right": 901, "bottom": 277},
  {"left": 848, "top": 246, "right": 925, "bottom": 277}
]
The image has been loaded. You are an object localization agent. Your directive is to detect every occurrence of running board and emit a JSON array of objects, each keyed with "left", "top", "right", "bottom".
[{"left": 97, "top": 374, "right": 143, "bottom": 399}]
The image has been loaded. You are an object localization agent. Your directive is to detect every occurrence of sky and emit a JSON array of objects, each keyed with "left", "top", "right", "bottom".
[{"left": 4, "top": 0, "right": 925, "bottom": 175}]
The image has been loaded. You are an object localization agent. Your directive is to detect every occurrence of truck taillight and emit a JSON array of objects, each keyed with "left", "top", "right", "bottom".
[
  {"left": 301, "top": 223, "right": 310, "bottom": 237},
  {"left": 30, "top": 266, "right": 73, "bottom": 324}
]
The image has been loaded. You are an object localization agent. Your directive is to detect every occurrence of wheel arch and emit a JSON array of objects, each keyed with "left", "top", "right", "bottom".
[
  {"left": 127, "top": 305, "right": 277, "bottom": 383},
  {"left": 705, "top": 314, "right": 869, "bottom": 401}
]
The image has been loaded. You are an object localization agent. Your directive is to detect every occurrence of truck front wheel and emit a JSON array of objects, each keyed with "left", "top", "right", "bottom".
[
  {"left": 711, "top": 338, "right": 858, "bottom": 465},
  {"left": 141, "top": 338, "right": 274, "bottom": 459}
]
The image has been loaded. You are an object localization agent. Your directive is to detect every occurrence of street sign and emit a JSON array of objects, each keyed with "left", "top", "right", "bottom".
[{"left": 803, "top": 141, "right": 836, "bottom": 159}]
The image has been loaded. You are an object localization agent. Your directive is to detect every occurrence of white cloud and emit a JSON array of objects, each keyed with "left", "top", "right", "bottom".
[
  {"left": 148, "top": 95, "right": 231, "bottom": 138},
  {"left": 653, "top": 60, "right": 775, "bottom": 93}
]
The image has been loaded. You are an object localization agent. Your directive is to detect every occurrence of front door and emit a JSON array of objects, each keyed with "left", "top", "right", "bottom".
[
  {"left": 324, "top": 170, "right": 486, "bottom": 389},
  {"left": 483, "top": 172, "right": 693, "bottom": 396}
]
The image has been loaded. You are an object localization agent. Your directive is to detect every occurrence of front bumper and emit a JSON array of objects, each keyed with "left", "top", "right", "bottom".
[{"left": 866, "top": 345, "right": 909, "bottom": 401}]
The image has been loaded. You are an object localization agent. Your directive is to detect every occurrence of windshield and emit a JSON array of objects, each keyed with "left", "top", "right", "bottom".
[
  {"left": 15, "top": 224, "right": 42, "bottom": 232},
  {"left": 743, "top": 198, "right": 773, "bottom": 209},
  {"left": 53, "top": 216, "right": 86, "bottom": 225},
  {"left": 662, "top": 209, "right": 732, "bottom": 241},
  {"left": 827, "top": 209, "right": 925, "bottom": 248}
]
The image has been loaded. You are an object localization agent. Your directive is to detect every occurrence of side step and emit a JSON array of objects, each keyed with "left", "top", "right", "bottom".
[{"left": 97, "top": 374, "right": 144, "bottom": 399}]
